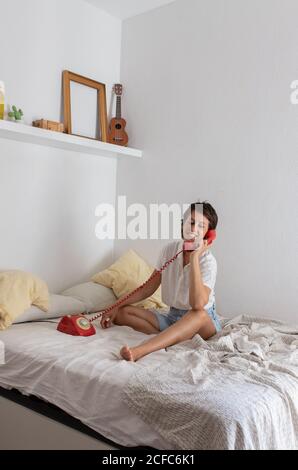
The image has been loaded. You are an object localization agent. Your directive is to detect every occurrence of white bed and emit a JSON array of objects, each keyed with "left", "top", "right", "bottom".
[
  {"left": 0, "top": 318, "right": 171, "bottom": 449},
  {"left": 123, "top": 315, "right": 298, "bottom": 450},
  {"left": 0, "top": 314, "right": 297, "bottom": 450}
]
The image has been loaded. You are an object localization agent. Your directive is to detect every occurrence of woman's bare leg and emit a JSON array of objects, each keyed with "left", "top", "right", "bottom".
[
  {"left": 120, "top": 308, "right": 216, "bottom": 361},
  {"left": 113, "top": 305, "right": 160, "bottom": 334}
]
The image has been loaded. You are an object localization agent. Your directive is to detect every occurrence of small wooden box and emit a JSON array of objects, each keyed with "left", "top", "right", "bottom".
[{"left": 33, "top": 119, "right": 64, "bottom": 133}]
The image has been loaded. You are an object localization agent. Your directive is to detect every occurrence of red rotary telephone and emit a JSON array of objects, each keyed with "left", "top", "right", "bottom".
[
  {"left": 56, "top": 315, "right": 96, "bottom": 336},
  {"left": 57, "top": 230, "right": 216, "bottom": 336}
]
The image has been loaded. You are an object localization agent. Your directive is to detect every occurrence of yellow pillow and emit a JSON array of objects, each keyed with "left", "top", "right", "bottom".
[
  {"left": 91, "top": 249, "right": 167, "bottom": 310},
  {"left": 0, "top": 270, "right": 49, "bottom": 330}
]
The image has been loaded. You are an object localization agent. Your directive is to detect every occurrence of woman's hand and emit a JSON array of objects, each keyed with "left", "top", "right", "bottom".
[
  {"left": 100, "top": 307, "right": 119, "bottom": 329},
  {"left": 189, "top": 239, "right": 209, "bottom": 261}
]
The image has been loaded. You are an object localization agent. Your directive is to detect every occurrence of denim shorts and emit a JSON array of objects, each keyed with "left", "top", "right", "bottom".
[{"left": 152, "top": 303, "right": 222, "bottom": 333}]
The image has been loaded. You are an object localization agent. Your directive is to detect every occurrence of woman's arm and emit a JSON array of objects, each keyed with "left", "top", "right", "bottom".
[
  {"left": 189, "top": 242, "right": 210, "bottom": 310},
  {"left": 117, "top": 270, "right": 161, "bottom": 307},
  {"left": 103, "top": 269, "right": 162, "bottom": 318}
]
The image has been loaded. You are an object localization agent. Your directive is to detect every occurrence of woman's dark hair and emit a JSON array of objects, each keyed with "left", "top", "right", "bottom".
[{"left": 182, "top": 200, "right": 218, "bottom": 230}]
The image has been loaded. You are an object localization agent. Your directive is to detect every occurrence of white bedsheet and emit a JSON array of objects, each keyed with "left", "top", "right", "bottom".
[
  {"left": 123, "top": 315, "right": 298, "bottom": 449},
  {"left": 0, "top": 319, "right": 171, "bottom": 449},
  {"left": 2, "top": 315, "right": 295, "bottom": 450}
]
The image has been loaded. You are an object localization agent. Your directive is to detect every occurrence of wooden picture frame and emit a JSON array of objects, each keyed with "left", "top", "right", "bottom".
[{"left": 63, "top": 70, "right": 108, "bottom": 142}]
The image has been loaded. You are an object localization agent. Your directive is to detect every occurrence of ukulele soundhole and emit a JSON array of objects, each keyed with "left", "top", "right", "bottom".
[{"left": 115, "top": 124, "right": 122, "bottom": 130}]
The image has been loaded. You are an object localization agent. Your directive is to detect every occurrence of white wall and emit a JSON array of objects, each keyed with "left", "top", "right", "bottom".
[
  {"left": 0, "top": 0, "right": 122, "bottom": 292},
  {"left": 117, "top": 0, "right": 298, "bottom": 324}
]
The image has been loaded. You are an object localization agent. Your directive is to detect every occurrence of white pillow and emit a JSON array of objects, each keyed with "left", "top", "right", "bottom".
[
  {"left": 61, "top": 282, "right": 117, "bottom": 313},
  {"left": 13, "top": 294, "right": 86, "bottom": 324}
]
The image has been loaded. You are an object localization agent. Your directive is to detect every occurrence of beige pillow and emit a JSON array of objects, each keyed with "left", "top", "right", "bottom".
[
  {"left": 0, "top": 270, "right": 49, "bottom": 330},
  {"left": 91, "top": 249, "right": 167, "bottom": 310}
]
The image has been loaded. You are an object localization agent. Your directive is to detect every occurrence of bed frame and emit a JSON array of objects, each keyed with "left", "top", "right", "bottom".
[{"left": 0, "top": 387, "right": 148, "bottom": 450}]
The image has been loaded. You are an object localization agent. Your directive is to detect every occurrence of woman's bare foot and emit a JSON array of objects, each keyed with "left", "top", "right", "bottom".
[
  {"left": 120, "top": 345, "right": 136, "bottom": 361},
  {"left": 120, "top": 345, "right": 146, "bottom": 362},
  {"left": 120, "top": 340, "right": 157, "bottom": 362}
]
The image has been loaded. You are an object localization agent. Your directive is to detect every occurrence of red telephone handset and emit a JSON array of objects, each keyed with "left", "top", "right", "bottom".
[
  {"left": 57, "top": 229, "right": 217, "bottom": 336},
  {"left": 183, "top": 229, "right": 216, "bottom": 251}
]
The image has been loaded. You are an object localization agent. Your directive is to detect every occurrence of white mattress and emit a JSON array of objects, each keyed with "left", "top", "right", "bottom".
[{"left": 0, "top": 318, "right": 171, "bottom": 449}]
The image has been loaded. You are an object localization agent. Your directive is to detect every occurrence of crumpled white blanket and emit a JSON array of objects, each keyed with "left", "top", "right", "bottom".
[{"left": 122, "top": 315, "right": 298, "bottom": 450}]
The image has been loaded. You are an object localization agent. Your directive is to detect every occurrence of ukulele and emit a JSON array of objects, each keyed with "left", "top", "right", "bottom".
[{"left": 108, "top": 84, "right": 128, "bottom": 146}]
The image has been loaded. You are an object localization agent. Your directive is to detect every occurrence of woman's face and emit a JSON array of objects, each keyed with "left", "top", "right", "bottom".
[{"left": 182, "top": 210, "right": 209, "bottom": 241}]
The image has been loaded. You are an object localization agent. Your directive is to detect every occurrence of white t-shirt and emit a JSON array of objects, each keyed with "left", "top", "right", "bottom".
[{"left": 155, "top": 240, "right": 217, "bottom": 311}]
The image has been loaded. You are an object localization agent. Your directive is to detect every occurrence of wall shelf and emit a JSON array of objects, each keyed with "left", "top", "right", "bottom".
[{"left": 0, "top": 120, "right": 142, "bottom": 159}]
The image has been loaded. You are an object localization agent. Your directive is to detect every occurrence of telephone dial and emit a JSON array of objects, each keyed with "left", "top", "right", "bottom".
[{"left": 57, "top": 230, "right": 216, "bottom": 336}]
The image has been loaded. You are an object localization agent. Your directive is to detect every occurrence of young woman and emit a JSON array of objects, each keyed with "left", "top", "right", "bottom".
[{"left": 101, "top": 201, "right": 221, "bottom": 361}]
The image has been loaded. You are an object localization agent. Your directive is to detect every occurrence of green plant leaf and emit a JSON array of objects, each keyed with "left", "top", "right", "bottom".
[{"left": 12, "top": 105, "right": 17, "bottom": 112}]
